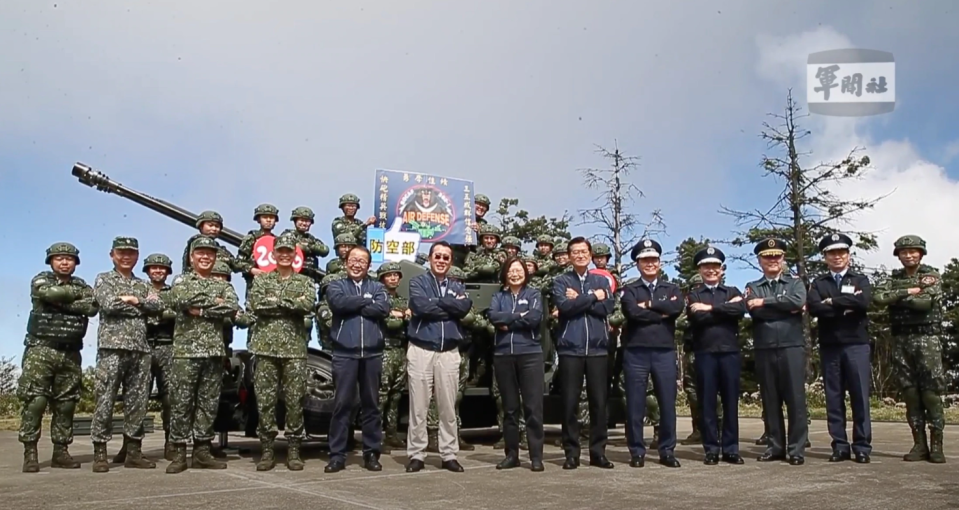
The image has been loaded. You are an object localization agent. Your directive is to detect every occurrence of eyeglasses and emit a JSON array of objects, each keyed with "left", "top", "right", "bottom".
[
  {"left": 347, "top": 257, "right": 369, "bottom": 266},
  {"left": 432, "top": 255, "right": 451, "bottom": 261}
]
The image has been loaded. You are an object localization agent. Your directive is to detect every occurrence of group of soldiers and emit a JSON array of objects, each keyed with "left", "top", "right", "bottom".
[{"left": 15, "top": 188, "right": 950, "bottom": 472}]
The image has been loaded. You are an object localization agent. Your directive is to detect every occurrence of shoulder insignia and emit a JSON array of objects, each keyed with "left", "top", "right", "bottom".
[{"left": 920, "top": 275, "right": 938, "bottom": 285}]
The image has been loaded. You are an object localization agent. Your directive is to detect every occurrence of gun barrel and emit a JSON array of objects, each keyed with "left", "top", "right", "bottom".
[{"left": 72, "top": 162, "right": 244, "bottom": 247}]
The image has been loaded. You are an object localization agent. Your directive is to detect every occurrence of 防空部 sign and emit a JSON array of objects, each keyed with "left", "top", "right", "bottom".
[{"left": 373, "top": 169, "right": 476, "bottom": 245}]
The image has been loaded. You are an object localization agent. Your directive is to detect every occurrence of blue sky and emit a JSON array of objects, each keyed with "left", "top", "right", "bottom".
[{"left": 3, "top": 1, "right": 958, "bottom": 366}]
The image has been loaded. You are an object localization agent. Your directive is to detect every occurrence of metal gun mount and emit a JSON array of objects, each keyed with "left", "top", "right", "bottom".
[{"left": 72, "top": 162, "right": 244, "bottom": 247}]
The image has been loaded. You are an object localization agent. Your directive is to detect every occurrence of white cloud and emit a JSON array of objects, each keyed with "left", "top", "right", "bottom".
[{"left": 754, "top": 26, "right": 959, "bottom": 270}]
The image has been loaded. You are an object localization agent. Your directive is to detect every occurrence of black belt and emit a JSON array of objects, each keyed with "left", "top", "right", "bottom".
[
  {"left": 891, "top": 324, "right": 939, "bottom": 336},
  {"left": 35, "top": 339, "right": 82, "bottom": 352}
]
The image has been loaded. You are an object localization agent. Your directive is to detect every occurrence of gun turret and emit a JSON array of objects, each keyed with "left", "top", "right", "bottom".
[{"left": 72, "top": 162, "right": 244, "bottom": 247}]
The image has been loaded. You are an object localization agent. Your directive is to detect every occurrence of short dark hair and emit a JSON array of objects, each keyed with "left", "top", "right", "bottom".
[
  {"left": 429, "top": 241, "right": 452, "bottom": 256},
  {"left": 567, "top": 236, "right": 591, "bottom": 253},
  {"left": 499, "top": 257, "right": 529, "bottom": 287},
  {"left": 347, "top": 245, "right": 371, "bottom": 262}
]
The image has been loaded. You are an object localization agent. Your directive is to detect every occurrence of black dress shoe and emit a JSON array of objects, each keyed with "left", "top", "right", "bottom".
[
  {"left": 757, "top": 452, "right": 786, "bottom": 462},
  {"left": 704, "top": 453, "right": 719, "bottom": 465},
  {"left": 828, "top": 451, "right": 850, "bottom": 463},
  {"left": 854, "top": 452, "right": 870, "bottom": 464},
  {"left": 629, "top": 456, "right": 645, "bottom": 468},
  {"left": 406, "top": 459, "right": 425, "bottom": 472},
  {"left": 363, "top": 453, "right": 382, "bottom": 472},
  {"left": 722, "top": 454, "right": 745, "bottom": 465},
  {"left": 659, "top": 456, "right": 681, "bottom": 468},
  {"left": 441, "top": 459, "right": 464, "bottom": 472},
  {"left": 530, "top": 459, "right": 545, "bottom": 472},
  {"left": 788, "top": 456, "right": 804, "bottom": 466},
  {"left": 589, "top": 456, "right": 614, "bottom": 469},
  {"left": 324, "top": 459, "right": 346, "bottom": 473},
  {"left": 496, "top": 455, "right": 520, "bottom": 470},
  {"left": 562, "top": 457, "right": 579, "bottom": 470}
]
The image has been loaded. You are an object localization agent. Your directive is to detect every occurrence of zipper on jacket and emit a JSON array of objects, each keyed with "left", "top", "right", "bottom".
[
  {"left": 509, "top": 292, "right": 517, "bottom": 354},
  {"left": 581, "top": 276, "right": 589, "bottom": 355},
  {"left": 359, "top": 281, "right": 365, "bottom": 357}
]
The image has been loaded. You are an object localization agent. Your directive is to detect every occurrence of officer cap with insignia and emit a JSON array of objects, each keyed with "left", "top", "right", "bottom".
[
  {"left": 630, "top": 239, "right": 662, "bottom": 261},
  {"left": 694, "top": 246, "right": 725, "bottom": 266},
  {"left": 819, "top": 233, "right": 852, "bottom": 253},
  {"left": 754, "top": 237, "right": 787, "bottom": 257}
]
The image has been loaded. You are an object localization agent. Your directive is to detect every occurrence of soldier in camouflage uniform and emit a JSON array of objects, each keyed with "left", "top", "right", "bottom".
[
  {"left": 113, "top": 253, "right": 178, "bottom": 464},
  {"left": 181, "top": 210, "right": 239, "bottom": 275},
  {"left": 377, "top": 262, "right": 410, "bottom": 452},
  {"left": 246, "top": 234, "right": 316, "bottom": 471},
  {"left": 90, "top": 237, "right": 162, "bottom": 472},
  {"left": 426, "top": 267, "right": 478, "bottom": 452},
  {"left": 501, "top": 236, "right": 524, "bottom": 259},
  {"left": 166, "top": 237, "right": 241, "bottom": 474},
  {"left": 533, "top": 235, "right": 556, "bottom": 276},
  {"left": 281, "top": 206, "right": 331, "bottom": 283},
  {"left": 18, "top": 242, "right": 98, "bottom": 473},
  {"left": 550, "top": 237, "right": 570, "bottom": 275},
  {"left": 235, "top": 204, "right": 280, "bottom": 297},
  {"left": 873, "top": 235, "right": 947, "bottom": 463},
  {"left": 327, "top": 233, "right": 357, "bottom": 276},
  {"left": 317, "top": 272, "right": 348, "bottom": 351},
  {"left": 592, "top": 243, "right": 626, "bottom": 429},
  {"left": 331, "top": 193, "right": 376, "bottom": 247},
  {"left": 474, "top": 194, "right": 491, "bottom": 226},
  {"left": 211, "top": 260, "right": 253, "bottom": 461},
  {"left": 464, "top": 224, "right": 504, "bottom": 282},
  {"left": 679, "top": 274, "right": 704, "bottom": 445}
]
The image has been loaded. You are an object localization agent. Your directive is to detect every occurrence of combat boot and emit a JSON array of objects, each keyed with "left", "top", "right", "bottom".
[
  {"left": 193, "top": 441, "right": 227, "bottom": 469},
  {"left": 91, "top": 442, "right": 109, "bottom": 473},
  {"left": 112, "top": 436, "right": 129, "bottom": 463},
  {"left": 164, "top": 441, "right": 176, "bottom": 462},
  {"left": 904, "top": 426, "right": 930, "bottom": 461},
  {"left": 649, "top": 427, "right": 660, "bottom": 450},
  {"left": 22, "top": 442, "right": 39, "bottom": 473},
  {"left": 51, "top": 443, "right": 80, "bottom": 469},
  {"left": 427, "top": 430, "right": 439, "bottom": 453},
  {"left": 256, "top": 440, "right": 276, "bottom": 471},
  {"left": 459, "top": 431, "right": 475, "bottom": 451},
  {"left": 210, "top": 445, "right": 228, "bottom": 459},
  {"left": 494, "top": 434, "right": 506, "bottom": 450},
  {"left": 928, "top": 428, "right": 946, "bottom": 464},
  {"left": 287, "top": 438, "right": 305, "bottom": 471},
  {"left": 124, "top": 439, "right": 156, "bottom": 469},
  {"left": 383, "top": 430, "right": 406, "bottom": 452},
  {"left": 681, "top": 429, "right": 702, "bottom": 446},
  {"left": 519, "top": 429, "right": 528, "bottom": 451},
  {"left": 166, "top": 444, "right": 188, "bottom": 474}
]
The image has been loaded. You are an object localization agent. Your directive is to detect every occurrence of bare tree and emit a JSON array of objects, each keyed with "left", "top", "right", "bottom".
[
  {"left": 578, "top": 141, "right": 666, "bottom": 274},
  {"left": 0, "top": 357, "right": 18, "bottom": 395}
]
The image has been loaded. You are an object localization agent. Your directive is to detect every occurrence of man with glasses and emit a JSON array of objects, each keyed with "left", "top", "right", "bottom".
[
  {"left": 405, "top": 242, "right": 473, "bottom": 473},
  {"left": 325, "top": 246, "right": 391, "bottom": 473},
  {"left": 745, "top": 238, "right": 808, "bottom": 465}
]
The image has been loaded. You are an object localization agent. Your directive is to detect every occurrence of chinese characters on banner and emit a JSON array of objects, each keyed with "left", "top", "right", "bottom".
[{"left": 806, "top": 49, "right": 895, "bottom": 117}]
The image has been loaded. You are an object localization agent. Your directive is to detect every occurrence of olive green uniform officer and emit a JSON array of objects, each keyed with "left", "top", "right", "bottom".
[
  {"left": 377, "top": 262, "right": 410, "bottom": 452},
  {"left": 331, "top": 193, "right": 375, "bottom": 247},
  {"left": 327, "top": 233, "right": 357, "bottom": 276}
]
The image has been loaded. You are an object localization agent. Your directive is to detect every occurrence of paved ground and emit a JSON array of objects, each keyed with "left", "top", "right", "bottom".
[{"left": 0, "top": 419, "right": 957, "bottom": 510}]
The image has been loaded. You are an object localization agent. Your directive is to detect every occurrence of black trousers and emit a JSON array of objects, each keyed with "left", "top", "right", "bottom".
[
  {"left": 558, "top": 355, "right": 608, "bottom": 460},
  {"left": 493, "top": 353, "right": 545, "bottom": 461},
  {"left": 623, "top": 347, "right": 677, "bottom": 458},
  {"left": 821, "top": 343, "right": 872, "bottom": 455},
  {"left": 330, "top": 355, "right": 383, "bottom": 461},
  {"left": 755, "top": 346, "right": 808, "bottom": 458},
  {"left": 694, "top": 351, "right": 741, "bottom": 455}
]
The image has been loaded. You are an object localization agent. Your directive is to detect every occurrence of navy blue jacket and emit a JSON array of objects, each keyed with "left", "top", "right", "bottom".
[
  {"left": 326, "top": 277, "right": 391, "bottom": 358},
  {"left": 807, "top": 270, "right": 871, "bottom": 346},
  {"left": 621, "top": 279, "right": 685, "bottom": 349},
  {"left": 686, "top": 283, "right": 746, "bottom": 353},
  {"left": 407, "top": 273, "right": 472, "bottom": 352},
  {"left": 551, "top": 270, "right": 615, "bottom": 357},
  {"left": 488, "top": 286, "right": 544, "bottom": 356}
]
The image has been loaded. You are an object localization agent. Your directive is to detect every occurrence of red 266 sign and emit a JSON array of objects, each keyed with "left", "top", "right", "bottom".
[{"left": 252, "top": 236, "right": 305, "bottom": 273}]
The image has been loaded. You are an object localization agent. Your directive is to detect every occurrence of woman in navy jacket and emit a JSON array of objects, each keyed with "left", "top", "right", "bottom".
[{"left": 487, "top": 257, "right": 545, "bottom": 471}]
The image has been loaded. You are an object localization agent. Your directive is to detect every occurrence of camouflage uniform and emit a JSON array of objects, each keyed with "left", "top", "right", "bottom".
[
  {"left": 500, "top": 235, "right": 525, "bottom": 259},
  {"left": 181, "top": 210, "right": 239, "bottom": 274},
  {"left": 89, "top": 237, "right": 162, "bottom": 472},
  {"left": 326, "top": 233, "right": 356, "bottom": 276},
  {"left": 17, "top": 243, "right": 98, "bottom": 473},
  {"left": 873, "top": 235, "right": 946, "bottom": 463},
  {"left": 331, "top": 193, "right": 370, "bottom": 246},
  {"left": 165, "top": 237, "right": 241, "bottom": 474},
  {"left": 464, "top": 224, "right": 504, "bottom": 283},
  {"left": 550, "top": 237, "right": 570, "bottom": 276},
  {"left": 533, "top": 235, "right": 556, "bottom": 276},
  {"left": 246, "top": 234, "right": 316, "bottom": 471},
  {"left": 281, "top": 206, "right": 330, "bottom": 283},
  {"left": 317, "top": 272, "right": 348, "bottom": 351},
  {"left": 377, "top": 262, "right": 409, "bottom": 452},
  {"left": 236, "top": 204, "right": 280, "bottom": 297},
  {"left": 679, "top": 273, "right": 703, "bottom": 445}
]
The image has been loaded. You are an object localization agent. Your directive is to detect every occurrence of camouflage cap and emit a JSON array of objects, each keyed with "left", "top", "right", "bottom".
[
  {"left": 112, "top": 236, "right": 139, "bottom": 250},
  {"left": 253, "top": 203, "right": 279, "bottom": 220},
  {"left": 478, "top": 223, "right": 500, "bottom": 238},
  {"left": 448, "top": 266, "right": 467, "bottom": 281},
  {"left": 141, "top": 253, "right": 173, "bottom": 273},
  {"left": 195, "top": 210, "right": 223, "bottom": 228},
  {"left": 338, "top": 193, "right": 360, "bottom": 208},
  {"left": 191, "top": 236, "right": 219, "bottom": 252},
  {"left": 45, "top": 242, "right": 80, "bottom": 265},
  {"left": 593, "top": 243, "right": 611, "bottom": 257},
  {"left": 377, "top": 261, "right": 403, "bottom": 279},
  {"left": 893, "top": 234, "right": 927, "bottom": 256},
  {"left": 501, "top": 236, "right": 522, "bottom": 248},
  {"left": 290, "top": 206, "right": 315, "bottom": 221},
  {"left": 274, "top": 234, "right": 297, "bottom": 251},
  {"left": 536, "top": 234, "right": 554, "bottom": 246},
  {"left": 334, "top": 233, "right": 357, "bottom": 247},
  {"left": 474, "top": 194, "right": 491, "bottom": 207},
  {"left": 211, "top": 260, "right": 232, "bottom": 276}
]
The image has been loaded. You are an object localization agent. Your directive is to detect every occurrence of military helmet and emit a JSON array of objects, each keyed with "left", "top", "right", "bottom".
[
  {"left": 334, "top": 233, "right": 357, "bottom": 247},
  {"left": 478, "top": 223, "right": 500, "bottom": 238},
  {"left": 501, "top": 236, "right": 522, "bottom": 248},
  {"left": 448, "top": 266, "right": 467, "bottom": 281},
  {"left": 474, "top": 194, "right": 491, "bottom": 207},
  {"left": 253, "top": 203, "right": 279, "bottom": 221},
  {"left": 688, "top": 273, "right": 703, "bottom": 285},
  {"left": 338, "top": 193, "right": 361, "bottom": 208},
  {"left": 536, "top": 234, "right": 554, "bottom": 246},
  {"left": 211, "top": 260, "right": 231, "bottom": 276},
  {"left": 377, "top": 261, "right": 403, "bottom": 279},
  {"left": 141, "top": 253, "right": 173, "bottom": 273},
  {"left": 195, "top": 210, "right": 223, "bottom": 229},
  {"left": 893, "top": 235, "right": 927, "bottom": 256},
  {"left": 553, "top": 237, "right": 569, "bottom": 254},
  {"left": 522, "top": 254, "right": 539, "bottom": 268},
  {"left": 290, "top": 206, "right": 315, "bottom": 221},
  {"left": 45, "top": 242, "right": 80, "bottom": 265},
  {"left": 274, "top": 234, "right": 297, "bottom": 251},
  {"left": 191, "top": 236, "right": 219, "bottom": 252},
  {"left": 593, "top": 243, "right": 611, "bottom": 257}
]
